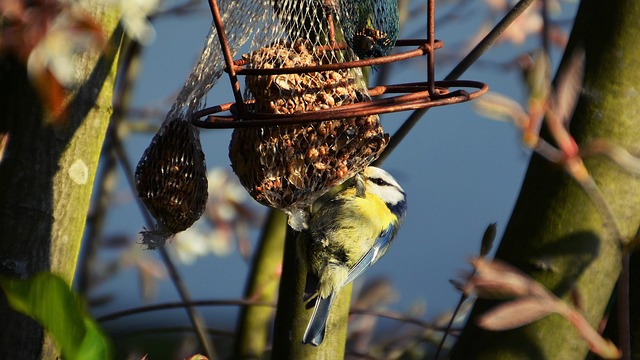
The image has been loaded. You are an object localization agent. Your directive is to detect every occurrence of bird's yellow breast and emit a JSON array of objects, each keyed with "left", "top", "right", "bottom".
[
  {"left": 307, "top": 186, "right": 398, "bottom": 298},
  {"left": 332, "top": 187, "right": 396, "bottom": 257}
]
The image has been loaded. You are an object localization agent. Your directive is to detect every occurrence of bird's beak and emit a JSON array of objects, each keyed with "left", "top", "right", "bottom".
[{"left": 355, "top": 173, "right": 366, "bottom": 197}]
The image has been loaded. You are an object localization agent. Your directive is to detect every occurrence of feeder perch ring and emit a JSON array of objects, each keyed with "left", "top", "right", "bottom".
[{"left": 192, "top": 80, "right": 488, "bottom": 129}]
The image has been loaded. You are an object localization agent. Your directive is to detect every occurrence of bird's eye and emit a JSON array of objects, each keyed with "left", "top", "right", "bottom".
[{"left": 370, "top": 177, "right": 388, "bottom": 186}]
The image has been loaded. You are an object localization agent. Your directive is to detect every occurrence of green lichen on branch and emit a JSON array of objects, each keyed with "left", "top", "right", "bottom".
[
  {"left": 0, "top": 2, "right": 123, "bottom": 359},
  {"left": 451, "top": 0, "right": 640, "bottom": 358}
]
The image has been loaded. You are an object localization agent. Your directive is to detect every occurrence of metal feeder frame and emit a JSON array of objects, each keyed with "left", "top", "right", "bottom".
[{"left": 192, "top": 0, "right": 488, "bottom": 129}]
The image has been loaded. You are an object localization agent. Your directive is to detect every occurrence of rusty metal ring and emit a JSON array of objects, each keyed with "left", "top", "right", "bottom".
[
  {"left": 191, "top": 80, "right": 488, "bottom": 129},
  {"left": 230, "top": 39, "right": 444, "bottom": 76}
]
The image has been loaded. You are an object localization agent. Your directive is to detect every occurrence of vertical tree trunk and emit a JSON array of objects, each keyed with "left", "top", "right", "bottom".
[
  {"left": 0, "top": 3, "right": 121, "bottom": 359},
  {"left": 234, "top": 210, "right": 287, "bottom": 359},
  {"left": 271, "top": 227, "right": 351, "bottom": 359},
  {"left": 451, "top": 0, "right": 640, "bottom": 358}
]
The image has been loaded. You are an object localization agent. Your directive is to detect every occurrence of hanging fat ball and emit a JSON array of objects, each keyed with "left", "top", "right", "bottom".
[
  {"left": 229, "top": 40, "right": 388, "bottom": 231},
  {"left": 338, "top": 0, "right": 399, "bottom": 59},
  {"left": 135, "top": 118, "right": 208, "bottom": 249}
]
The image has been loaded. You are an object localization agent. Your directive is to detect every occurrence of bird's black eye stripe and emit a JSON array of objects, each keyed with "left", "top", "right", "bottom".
[{"left": 370, "top": 177, "right": 390, "bottom": 187}]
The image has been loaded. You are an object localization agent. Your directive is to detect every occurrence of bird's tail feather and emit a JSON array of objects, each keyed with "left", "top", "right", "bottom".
[{"left": 302, "top": 293, "right": 334, "bottom": 346}]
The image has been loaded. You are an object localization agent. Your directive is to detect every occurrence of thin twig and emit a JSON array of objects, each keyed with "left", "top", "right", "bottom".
[
  {"left": 97, "top": 299, "right": 275, "bottom": 323},
  {"left": 570, "top": 170, "right": 625, "bottom": 244},
  {"left": 433, "top": 292, "right": 468, "bottom": 359},
  {"left": 96, "top": 298, "right": 447, "bottom": 331},
  {"left": 157, "top": 247, "right": 218, "bottom": 359},
  {"left": 109, "top": 326, "right": 236, "bottom": 339},
  {"left": 349, "top": 308, "right": 449, "bottom": 332},
  {"left": 434, "top": 224, "right": 496, "bottom": 358}
]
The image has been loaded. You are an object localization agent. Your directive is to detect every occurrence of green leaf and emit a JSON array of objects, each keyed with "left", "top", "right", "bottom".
[{"left": 0, "top": 272, "right": 112, "bottom": 360}]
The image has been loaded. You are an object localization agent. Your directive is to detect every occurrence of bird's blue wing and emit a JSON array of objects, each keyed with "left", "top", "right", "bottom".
[
  {"left": 302, "top": 293, "right": 335, "bottom": 346},
  {"left": 343, "top": 223, "right": 395, "bottom": 288}
]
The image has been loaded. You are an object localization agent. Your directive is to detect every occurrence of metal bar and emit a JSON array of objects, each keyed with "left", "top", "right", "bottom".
[
  {"left": 207, "top": 0, "right": 245, "bottom": 113},
  {"left": 327, "top": 13, "right": 337, "bottom": 46},
  {"left": 233, "top": 42, "right": 441, "bottom": 75},
  {"left": 427, "top": 0, "right": 436, "bottom": 95}
]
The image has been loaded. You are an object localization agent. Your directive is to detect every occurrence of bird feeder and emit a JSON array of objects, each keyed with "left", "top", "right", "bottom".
[{"left": 192, "top": 0, "right": 488, "bottom": 230}]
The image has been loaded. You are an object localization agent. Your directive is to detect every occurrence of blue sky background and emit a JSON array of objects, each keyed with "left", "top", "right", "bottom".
[{"left": 90, "top": 0, "right": 579, "bottom": 341}]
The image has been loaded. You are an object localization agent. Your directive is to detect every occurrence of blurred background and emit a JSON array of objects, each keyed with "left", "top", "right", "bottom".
[{"left": 76, "top": 0, "right": 579, "bottom": 357}]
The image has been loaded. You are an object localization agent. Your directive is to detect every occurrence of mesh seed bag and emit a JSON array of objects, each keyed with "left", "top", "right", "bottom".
[
  {"left": 229, "top": 0, "right": 389, "bottom": 231},
  {"left": 135, "top": 0, "right": 268, "bottom": 248}
]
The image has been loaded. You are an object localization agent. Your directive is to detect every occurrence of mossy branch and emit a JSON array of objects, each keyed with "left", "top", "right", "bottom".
[
  {"left": 0, "top": 3, "right": 122, "bottom": 359},
  {"left": 451, "top": 0, "right": 640, "bottom": 358},
  {"left": 234, "top": 209, "right": 287, "bottom": 359}
]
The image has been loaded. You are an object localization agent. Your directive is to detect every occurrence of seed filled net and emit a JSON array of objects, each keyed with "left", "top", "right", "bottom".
[{"left": 229, "top": 0, "right": 392, "bottom": 230}]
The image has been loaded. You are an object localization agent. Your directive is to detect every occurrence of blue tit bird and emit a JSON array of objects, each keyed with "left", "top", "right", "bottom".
[{"left": 302, "top": 166, "right": 407, "bottom": 346}]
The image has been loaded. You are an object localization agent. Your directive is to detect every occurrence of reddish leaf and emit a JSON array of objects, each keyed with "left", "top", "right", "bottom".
[
  {"left": 477, "top": 296, "right": 554, "bottom": 331},
  {"left": 562, "top": 307, "right": 621, "bottom": 359},
  {"left": 464, "top": 258, "right": 535, "bottom": 299}
]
